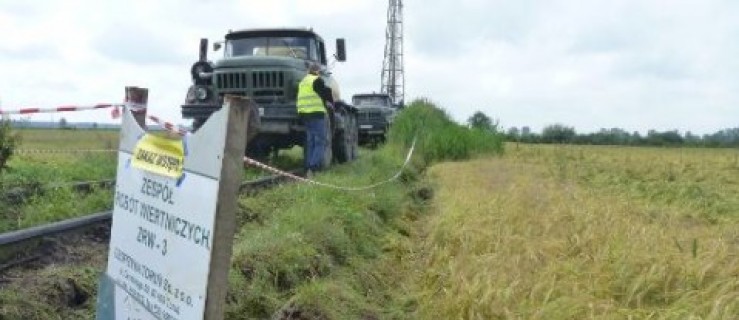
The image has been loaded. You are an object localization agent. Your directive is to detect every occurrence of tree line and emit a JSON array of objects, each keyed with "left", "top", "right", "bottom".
[
  {"left": 506, "top": 124, "right": 739, "bottom": 148},
  {"left": 465, "top": 111, "right": 738, "bottom": 148}
]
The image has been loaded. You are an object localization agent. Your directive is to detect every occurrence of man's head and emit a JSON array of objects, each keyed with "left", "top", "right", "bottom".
[{"left": 308, "top": 63, "right": 321, "bottom": 75}]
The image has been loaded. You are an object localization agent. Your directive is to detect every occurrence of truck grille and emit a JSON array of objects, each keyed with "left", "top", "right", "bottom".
[
  {"left": 253, "top": 71, "right": 285, "bottom": 88},
  {"left": 216, "top": 71, "right": 286, "bottom": 90},
  {"left": 358, "top": 110, "right": 385, "bottom": 123}
]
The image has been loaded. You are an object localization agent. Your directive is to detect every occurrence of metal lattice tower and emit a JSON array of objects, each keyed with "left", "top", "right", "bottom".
[{"left": 381, "top": 0, "right": 404, "bottom": 105}]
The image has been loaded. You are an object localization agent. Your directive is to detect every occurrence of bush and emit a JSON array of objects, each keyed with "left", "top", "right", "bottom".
[
  {"left": 388, "top": 99, "right": 504, "bottom": 164},
  {"left": 0, "top": 120, "right": 20, "bottom": 173}
]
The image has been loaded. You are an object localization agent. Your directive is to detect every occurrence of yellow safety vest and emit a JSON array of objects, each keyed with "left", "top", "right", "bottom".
[{"left": 297, "top": 74, "right": 326, "bottom": 114}]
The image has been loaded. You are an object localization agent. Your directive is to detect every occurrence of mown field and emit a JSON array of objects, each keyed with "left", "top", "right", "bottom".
[{"left": 410, "top": 144, "right": 738, "bottom": 319}]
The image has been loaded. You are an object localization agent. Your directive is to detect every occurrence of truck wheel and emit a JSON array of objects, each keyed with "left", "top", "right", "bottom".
[
  {"left": 334, "top": 128, "right": 352, "bottom": 163},
  {"left": 348, "top": 115, "right": 359, "bottom": 161},
  {"left": 320, "top": 113, "right": 333, "bottom": 170},
  {"left": 246, "top": 143, "right": 270, "bottom": 162}
]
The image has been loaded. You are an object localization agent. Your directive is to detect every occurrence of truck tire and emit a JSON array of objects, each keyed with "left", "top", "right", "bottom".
[
  {"left": 348, "top": 114, "right": 359, "bottom": 161},
  {"left": 334, "top": 127, "right": 352, "bottom": 163},
  {"left": 320, "top": 112, "right": 333, "bottom": 170},
  {"left": 246, "top": 143, "right": 271, "bottom": 162},
  {"left": 333, "top": 112, "right": 360, "bottom": 163}
]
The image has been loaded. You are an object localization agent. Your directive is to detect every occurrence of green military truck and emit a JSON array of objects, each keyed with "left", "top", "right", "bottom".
[
  {"left": 181, "top": 28, "right": 359, "bottom": 168},
  {"left": 352, "top": 93, "right": 397, "bottom": 146}
]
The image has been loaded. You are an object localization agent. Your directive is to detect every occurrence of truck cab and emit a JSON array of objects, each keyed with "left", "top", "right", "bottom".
[
  {"left": 182, "top": 28, "right": 358, "bottom": 165},
  {"left": 352, "top": 93, "right": 396, "bottom": 146}
]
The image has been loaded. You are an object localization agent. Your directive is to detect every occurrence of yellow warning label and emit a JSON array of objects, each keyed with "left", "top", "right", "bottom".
[{"left": 131, "top": 134, "right": 184, "bottom": 178}]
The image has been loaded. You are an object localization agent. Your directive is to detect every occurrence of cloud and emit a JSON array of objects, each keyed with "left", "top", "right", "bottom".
[
  {"left": 613, "top": 53, "right": 693, "bottom": 80},
  {"left": 569, "top": 26, "right": 646, "bottom": 55},
  {"left": 0, "top": 44, "right": 60, "bottom": 61},
  {"left": 91, "top": 23, "right": 189, "bottom": 66},
  {"left": 0, "top": 2, "right": 44, "bottom": 17},
  {"left": 407, "top": 0, "right": 540, "bottom": 58},
  {"left": 0, "top": 0, "right": 737, "bottom": 136},
  {"left": 401, "top": 0, "right": 739, "bottom": 134}
]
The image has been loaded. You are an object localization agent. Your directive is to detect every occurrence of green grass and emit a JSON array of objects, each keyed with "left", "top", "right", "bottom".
[
  {"left": 1, "top": 129, "right": 119, "bottom": 232},
  {"left": 0, "top": 99, "right": 506, "bottom": 319},
  {"left": 2, "top": 187, "right": 113, "bottom": 231},
  {"left": 13, "top": 128, "right": 119, "bottom": 151},
  {"left": 227, "top": 146, "right": 421, "bottom": 318},
  {"left": 389, "top": 99, "right": 505, "bottom": 165},
  {"left": 1, "top": 129, "right": 119, "bottom": 187},
  {"left": 0, "top": 266, "right": 101, "bottom": 319},
  {"left": 0, "top": 144, "right": 427, "bottom": 320},
  {"left": 0, "top": 129, "right": 305, "bottom": 233}
]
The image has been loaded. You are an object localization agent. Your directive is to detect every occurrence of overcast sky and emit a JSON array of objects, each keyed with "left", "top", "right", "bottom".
[{"left": 0, "top": 0, "right": 737, "bottom": 135}]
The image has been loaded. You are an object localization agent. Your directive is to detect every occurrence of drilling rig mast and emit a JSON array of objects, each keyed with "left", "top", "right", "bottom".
[{"left": 381, "top": 0, "right": 405, "bottom": 106}]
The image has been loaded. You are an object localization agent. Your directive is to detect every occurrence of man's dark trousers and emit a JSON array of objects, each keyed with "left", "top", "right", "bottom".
[{"left": 304, "top": 115, "right": 327, "bottom": 171}]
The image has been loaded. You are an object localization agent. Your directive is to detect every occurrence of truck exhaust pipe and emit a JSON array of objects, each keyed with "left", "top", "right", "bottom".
[{"left": 199, "top": 38, "right": 208, "bottom": 62}]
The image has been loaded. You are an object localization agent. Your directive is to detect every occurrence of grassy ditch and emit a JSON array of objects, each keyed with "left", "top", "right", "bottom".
[
  {"left": 410, "top": 145, "right": 738, "bottom": 319},
  {"left": 227, "top": 146, "right": 424, "bottom": 318},
  {"left": 226, "top": 99, "right": 505, "bottom": 318}
]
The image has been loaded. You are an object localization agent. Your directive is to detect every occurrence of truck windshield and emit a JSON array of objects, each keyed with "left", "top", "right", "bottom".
[
  {"left": 353, "top": 96, "right": 391, "bottom": 107},
  {"left": 226, "top": 37, "right": 318, "bottom": 60}
]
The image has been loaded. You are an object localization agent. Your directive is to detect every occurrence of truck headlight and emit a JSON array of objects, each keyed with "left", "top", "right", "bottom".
[
  {"left": 195, "top": 87, "right": 210, "bottom": 101},
  {"left": 191, "top": 61, "right": 214, "bottom": 84}
]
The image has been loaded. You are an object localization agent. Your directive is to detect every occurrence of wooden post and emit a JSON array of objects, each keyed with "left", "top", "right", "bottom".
[
  {"left": 125, "top": 86, "right": 148, "bottom": 128},
  {"left": 203, "top": 95, "right": 250, "bottom": 319}
]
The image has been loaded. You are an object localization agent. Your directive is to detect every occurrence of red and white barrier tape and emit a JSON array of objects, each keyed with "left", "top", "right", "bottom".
[
  {"left": 243, "top": 157, "right": 312, "bottom": 183},
  {"left": 4, "top": 101, "right": 416, "bottom": 191},
  {"left": 243, "top": 137, "right": 417, "bottom": 191},
  {"left": 146, "top": 115, "right": 189, "bottom": 136},
  {"left": 3, "top": 105, "right": 188, "bottom": 137},
  {"left": 109, "top": 105, "right": 190, "bottom": 136},
  {"left": 0, "top": 103, "right": 145, "bottom": 116}
]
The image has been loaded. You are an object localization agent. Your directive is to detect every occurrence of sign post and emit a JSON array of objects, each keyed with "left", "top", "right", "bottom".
[
  {"left": 125, "top": 86, "right": 148, "bottom": 128},
  {"left": 96, "top": 95, "right": 251, "bottom": 320}
]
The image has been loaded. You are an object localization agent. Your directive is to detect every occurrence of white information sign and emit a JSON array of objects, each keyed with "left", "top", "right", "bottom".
[
  {"left": 98, "top": 96, "right": 248, "bottom": 320},
  {"left": 104, "top": 150, "right": 218, "bottom": 320}
]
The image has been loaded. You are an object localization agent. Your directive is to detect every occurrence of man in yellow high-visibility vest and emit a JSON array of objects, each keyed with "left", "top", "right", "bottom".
[{"left": 297, "top": 63, "right": 334, "bottom": 176}]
